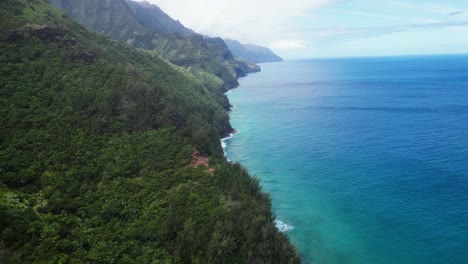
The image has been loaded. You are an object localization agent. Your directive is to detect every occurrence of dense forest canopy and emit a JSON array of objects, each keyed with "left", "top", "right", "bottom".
[
  {"left": 49, "top": 0, "right": 261, "bottom": 111},
  {"left": 0, "top": 0, "right": 301, "bottom": 263}
]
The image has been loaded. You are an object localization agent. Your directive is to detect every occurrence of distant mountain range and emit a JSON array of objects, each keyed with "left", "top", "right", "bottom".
[{"left": 225, "top": 39, "right": 283, "bottom": 63}]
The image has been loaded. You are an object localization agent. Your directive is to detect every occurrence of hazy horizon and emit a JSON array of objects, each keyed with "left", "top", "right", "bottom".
[
  {"left": 281, "top": 52, "right": 468, "bottom": 61},
  {"left": 137, "top": 0, "right": 468, "bottom": 60}
]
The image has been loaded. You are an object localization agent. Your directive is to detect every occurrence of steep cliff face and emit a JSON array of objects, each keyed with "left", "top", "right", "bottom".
[
  {"left": 225, "top": 39, "right": 284, "bottom": 63},
  {"left": 121, "top": 1, "right": 280, "bottom": 65},
  {"left": 124, "top": 0, "right": 194, "bottom": 36},
  {"left": 205, "top": 37, "right": 235, "bottom": 61},
  {"left": 123, "top": 0, "right": 261, "bottom": 78},
  {"left": 203, "top": 37, "right": 260, "bottom": 80}
]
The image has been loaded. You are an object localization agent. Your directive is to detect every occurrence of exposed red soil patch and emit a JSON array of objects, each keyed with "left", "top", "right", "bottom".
[{"left": 189, "top": 149, "right": 215, "bottom": 174}]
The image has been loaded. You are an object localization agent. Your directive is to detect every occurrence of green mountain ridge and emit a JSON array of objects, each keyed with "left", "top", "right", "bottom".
[
  {"left": 122, "top": 0, "right": 262, "bottom": 80},
  {"left": 0, "top": 0, "right": 300, "bottom": 263},
  {"left": 122, "top": 0, "right": 279, "bottom": 66},
  {"left": 49, "top": 0, "right": 259, "bottom": 104}
]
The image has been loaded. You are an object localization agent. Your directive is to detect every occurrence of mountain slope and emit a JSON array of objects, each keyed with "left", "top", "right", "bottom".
[
  {"left": 0, "top": 0, "right": 300, "bottom": 263},
  {"left": 123, "top": 0, "right": 261, "bottom": 74},
  {"left": 50, "top": 0, "right": 259, "bottom": 104},
  {"left": 225, "top": 39, "right": 283, "bottom": 63},
  {"left": 124, "top": 0, "right": 194, "bottom": 36},
  {"left": 50, "top": 0, "right": 146, "bottom": 41},
  {"left": 122, "top": 0, "right": 280, "bottom": 65}
]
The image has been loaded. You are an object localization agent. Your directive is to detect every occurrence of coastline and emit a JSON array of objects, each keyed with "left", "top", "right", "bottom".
[
  {"left": 217, "top": 57, "right": 468, "bottom": 263},
  {"left": 219, "top": 68, "right": 261, "bottom": 138},
  {"left": 221, "top": 74, "right": 295, "bottom": 234},
  {"left": 220, "top": 130, "right": 236, "bottom": 158}
]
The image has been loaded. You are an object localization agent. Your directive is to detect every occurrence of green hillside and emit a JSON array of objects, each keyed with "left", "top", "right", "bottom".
[
  {"left": 123, "top": 0, "right": 262, "bottom": 76},
  {"left": 49, "top": 0, "right": 259, "bottom": 110},
  {"left": 0, "top": 0, "right": 300, "bottom": 263}
]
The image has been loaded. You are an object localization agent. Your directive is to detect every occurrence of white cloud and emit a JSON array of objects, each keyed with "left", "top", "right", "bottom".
[
  {"left": 137, "top": 0, "right": 340, "bottom": 48},
  {"left": 135, "top": 0, "right": 468, "bottom": 58}
]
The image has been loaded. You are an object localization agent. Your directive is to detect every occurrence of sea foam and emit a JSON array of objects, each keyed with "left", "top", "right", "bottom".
[
  {"left": 275, "top": 220, "right": 294, "bottom": 232},
  {"left": 220, "top": 132, "right": 236, "bottom": 157}
]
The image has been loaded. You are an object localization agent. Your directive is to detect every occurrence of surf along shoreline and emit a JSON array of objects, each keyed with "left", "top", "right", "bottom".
[{"left": 220, "top": 70, "right": 294, "bottom": 233}]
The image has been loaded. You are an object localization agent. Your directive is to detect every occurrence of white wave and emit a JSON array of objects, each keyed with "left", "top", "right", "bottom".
[
  {"left": 275, "top": 220, "right": 294, "bottom": 232},
  {"left": 220, "top": 132, "right": 235, "bottom": 142},
  {"left": 221, "top": 140, "right": 227, "bottom": 149},
  {"left": 220, "top": 131, "right": 236, "bottom": 158}
]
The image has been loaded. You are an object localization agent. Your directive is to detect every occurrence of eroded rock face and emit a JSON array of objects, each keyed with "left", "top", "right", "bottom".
[{"left": 204, "top": 37, "right": 235, "bottom": 61}]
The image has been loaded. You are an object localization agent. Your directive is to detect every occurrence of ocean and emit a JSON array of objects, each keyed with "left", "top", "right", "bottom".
[{"left": 223, "top": 55, "right": 468, "bottom": 264}]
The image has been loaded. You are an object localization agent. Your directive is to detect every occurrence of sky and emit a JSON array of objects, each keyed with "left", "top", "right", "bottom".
[{"left": 140, "top": 0, "right": 468, "bottom": 59}]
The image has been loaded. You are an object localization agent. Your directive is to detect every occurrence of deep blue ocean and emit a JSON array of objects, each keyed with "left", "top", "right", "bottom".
[{"left": 223, "top": 55, "right": 468, "bottom": 264}]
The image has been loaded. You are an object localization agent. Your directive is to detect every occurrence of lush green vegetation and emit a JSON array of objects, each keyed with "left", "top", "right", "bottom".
[
  {"left": 0, "top": 0, "right": 301, "bottom": 263},
  {"left": 49, "top": 0, "right": 260, "bottom": 111}
]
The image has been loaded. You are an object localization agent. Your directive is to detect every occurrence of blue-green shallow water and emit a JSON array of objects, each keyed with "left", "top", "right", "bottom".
[{"left": 223, "top": 55, "right": 468, "bottom": 264}]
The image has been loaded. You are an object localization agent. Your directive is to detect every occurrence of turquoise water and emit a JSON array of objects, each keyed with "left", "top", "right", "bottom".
[{"left": 223, "top": 56, "right": 468, "bottom": 264}]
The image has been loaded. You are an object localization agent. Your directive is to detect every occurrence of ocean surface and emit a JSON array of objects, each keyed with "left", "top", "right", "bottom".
[{"left": 223, "top": 55, "right": 468, "bottom": 264}]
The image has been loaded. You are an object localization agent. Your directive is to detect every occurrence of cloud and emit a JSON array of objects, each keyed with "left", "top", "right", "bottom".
[
  {"left": 134, "top": 0, "right": 468, "bottom": 58},
  {"left": 137, "top": 0, "right": 341, "bottom": 45},
  {"left": 448, "top": 11, "right": 464, "bottom": 16},
  {"left": 308, "top": 21, "right": 468, "bottom": 43}
]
